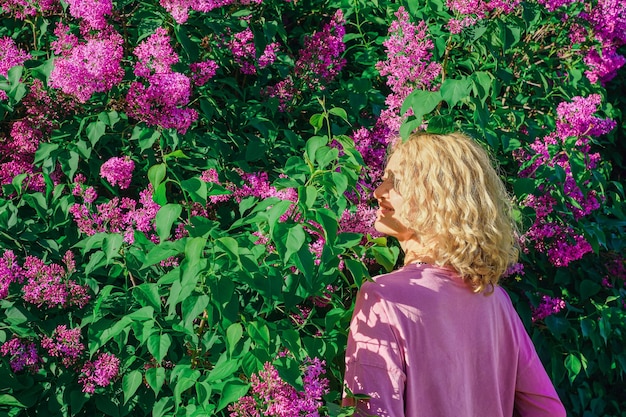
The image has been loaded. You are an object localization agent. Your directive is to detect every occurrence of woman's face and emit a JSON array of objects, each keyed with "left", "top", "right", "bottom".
[{"left": 373, "top": 152, "right": 414, "bottom": 241}]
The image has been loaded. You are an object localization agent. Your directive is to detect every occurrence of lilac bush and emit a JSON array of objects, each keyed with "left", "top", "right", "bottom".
[{"left": 0, "top": 0, "right": 624, "bottom": 415}]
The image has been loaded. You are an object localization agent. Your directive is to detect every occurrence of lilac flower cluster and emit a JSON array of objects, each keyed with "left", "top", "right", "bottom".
[
  {"left": 375, "top": 7, "right": 442, "bottom": 133},
  {"left": 49, "top": 25, "right": 124, "bottom": 103},
  {"left": 65, "top": 0, "right": 112, "bottom": 30},
  {"left": 70, "top": 179, "right": 161, "bottom": 244},
  {"left": 294, "top": 10, "right": 346, "bottom": 87},
  {"left": 228, "top": 27, "right": 279, "bottom": 75},
  {"left": 515, "top": 95, "right": 615, "bottom": 267},
  {"left": 159, "top": 0, "right": 260, "bottom": 24},
  {"left": 535, "top": 0, "right": 575, "bottom": 12},
  {"left": 100, "top": 156, "right": 135, "bottom": 189},
  {"left": 0, "top": 250, "right": 22, "bottom": 299},
  {"left": 267, "top": 10, "right": 346, "bottom": 111},
  {"left": 578, "top": 0, "right": 626, "bottom": 84},
  {"left": 0, "top": 79, "right": 76, "bottom": 192},
  {"left": 531, "top": 295, "right": 566, "bottom": 322},
  {"left": 228, "top": 358, "right": 329, "bottom": 417},
  {"left": 21, "top": 251, "right": 90, "bottom": 309},
  {"left": 446, "top": 0, "right": 521, "bottom": 18},
  {"left": 0, "top": 37, "right": 30, "bottom": 100},
  {"left": 41, "top": 325, "right": 84, "bottom": 367},
  {"left": 190, "top": 60, "right": 219, "bottom": 86},
  {"left": 0, "top": 0, "right": 58, "bottom": 19},
  {"left": 126, "top": 28, "right": 198, "bottom": 134},
  {"left": 78, "top": 352, "right": 120, "bottom": 394},
  {"left": 0, "top": 337, "right": 41, "bottom": 372}
]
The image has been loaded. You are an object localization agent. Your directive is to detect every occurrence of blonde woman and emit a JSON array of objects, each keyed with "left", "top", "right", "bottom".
[{"left": 343, "top": 132, "right": 566, "bottom": 417}]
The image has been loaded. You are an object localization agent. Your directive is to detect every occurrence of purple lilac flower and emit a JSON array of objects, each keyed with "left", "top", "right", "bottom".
[
  {"left": 100, "top": 156, "right": 135, "bottom": 189},
  {"left": 229, "top": 359, "right": 328, "bottom": 417},
  {"left": 126, "top": 73, "right": 198, "bottom": 134},
  {"left": 556, "top": 94, "right": 616, "bottom": 141},
  {"left": 229, "top": 28, "right": 258, "bottom": 75},
  {"left": 0, "top": 0, "right": 58, "bottom": 19},
  {"left": 578, "top": 0, "right": 626, "bottom": 84},
  {"left": 376, "top": 7, "right": 442, "bottom": 133},
  {"left": 21, "top": 252, "right": 90, "bottom": 309},
  {"left": 70, "top": 184, "right": 161, "bottom": 244},
  {"left": 532, "top": 295, "right": 566, "bottom": 322},
  {"left": 294, "top": 9, "right": 346, "bottom": 87},
  {"left": 0, "top": 337, "right": 41, "bottom": 372},
  {"left": 79, "top": 352, "right": 120, "bottom": 393},
  {"left": 446, "top": 0, "right": 521, "bottom": 18},
  {"left": 133, "top": 28, "right": 179, "bottom": 77},
  {"left": 49, "top": 29, "right": 124, "bottom": 103},
  {"left": 41, "top": 325, "right": 84, "bottom": 367},
  {"left": 65, "top": 0, "right": 112, "bottom": 30},
  {"left": 0, "top": 37, "right": 31, "bottom": 79},
  {"left": 536, "top": 0, "right": 576, "bottom": 11},
  {"left": 190, "top": 60, "right": 219, "bottom": 86},
  {"left": 0, "top": 250, "right": 23, "bottom": 299},
  {"left": 502, "top": 262, "right": 525, "bottom": 278},
  {"left": 229, "top": 171, "right": 297, "bottom": 203}
]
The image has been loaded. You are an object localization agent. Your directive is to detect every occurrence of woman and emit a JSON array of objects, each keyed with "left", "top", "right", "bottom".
[{"left": 343, "top": 132, "right": 566, "bottom": 417}]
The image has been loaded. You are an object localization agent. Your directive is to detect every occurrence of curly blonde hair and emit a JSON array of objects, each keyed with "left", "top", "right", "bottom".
[{"left": 391, "top": 131, "right": 519, "bottom": 293}]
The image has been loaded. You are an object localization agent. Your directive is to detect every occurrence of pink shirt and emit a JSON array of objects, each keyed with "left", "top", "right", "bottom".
[{"left": 344, "top": 263, "right": 566, "bottom": 417}]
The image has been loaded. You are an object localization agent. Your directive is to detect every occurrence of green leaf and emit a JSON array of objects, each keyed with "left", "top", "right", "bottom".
[
  {"left": 103, "top": 233, "right": 123, "bottom": 262},
  {"left": 564, "top": 354, "right": 581, "bottom": 383},
  {"left": 156, "top": 204, "right": 182, "bottom": 242},
  {"left": 148, "top": 333, "right": 172, "bottom": 363},
  {"left": 402, "top": 89, "right": 441, "bottom": 121},
  {"left": 133, "top": 284, "right": 162, "bottom": 313},
  {"left": 182, "top": 295, "right": 210, "bottom": 327},
  {"left": 226, "top": 323, "right": 243, "bottom": 354},
  {"left": 86, "top": 120, "right": 107, "bottom": 146},
  {"left": 146, "top": 367, "right": 166, "bottom": 396},
  {"left": 440, "top": 77, "right": 471, "bottom": 107},
  {"left": 181, "top": 177, "right": 208, "bottom": 204},
  {"left": 0, "top": 394, "right": 26, "bottom": 408},
  {"left": 217, "top": 381, "right": 250, "bottom": 412},
  {"left": 329, "top": 107, "right": 349, "bottom": 122},
  {"left": 284, "top": 224, "right": 306, "bottom": 263},
  {"left": 309, "top": 113, "right": 324, "bottom": 132},
  {"left": 122, "top": 370, "right": 143, "bottom": 405},
  {"left": 305, "top": 136, "right": 328, "bottom": 163},
  {"left": 148, "top": 164, "right": 167, "bottom": 189}
]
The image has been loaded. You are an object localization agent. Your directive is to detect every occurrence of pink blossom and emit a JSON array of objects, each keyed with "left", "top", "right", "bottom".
[
  {"left": 536, "top": 0, "right": 575, "bottom": 11},
  {"left": 100, "top": 156, "right": 135, "bottom": 189},
  {"left": 294, "top": 9, "right": 346, "bottom": 87},
  {"left": 126, "top": 72, "right": 198, "bottom": 134},
  {"left": 65, "top": 0, "right": 112, "bottom": 29},
  {"left": 21, "top": 252, "right": 91, "bottom": 309},
  {"left": 0, "top": 37, "right": 31, "bottom": 78},
  {"left": 0, "top": 0, "right": 58, "bottom": 19},
  {"left": 49, "top": 29, "right": 124, "bottom": 102},
  {"left": 229, "top": 359, "right": 328, "bottom": 416},
  {"left": 190, "top": 60, "right": 219, "bottom": 86},
  {"left": 133, "top": 28, "right": 179, "bottom": 77},
  {"left": 79, "top": 352, "right": 120, "bottom": 393},
  {"left": 532, "top": 295, "right": 566, "bottom": 322},
  {"left": 0, "top": 337, "right": 41, "bottom": 372},
  {"left": 376, "top": 7, "right": 442, "bottom": 132},
  {"left": 0, "top": 250, "right": 23, "bottom": 299},
  {"left": 41, "top": 325, "right": 84, "bottom": 367},
  {"left": 446, "top": 0, "right": 521, "bottom": 19}
]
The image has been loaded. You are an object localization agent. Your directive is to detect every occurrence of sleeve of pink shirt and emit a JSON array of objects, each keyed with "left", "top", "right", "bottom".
[{"left": 343, "top": 281, "right": 407, "bottom": 417}]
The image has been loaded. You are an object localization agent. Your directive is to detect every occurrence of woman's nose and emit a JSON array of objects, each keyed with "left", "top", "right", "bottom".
[{"left": 373, "top": 180, "right": 386, "bottom": 199}]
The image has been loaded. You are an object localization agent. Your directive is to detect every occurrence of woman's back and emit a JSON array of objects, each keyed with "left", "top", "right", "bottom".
[{"left": 344, "top": 263, "right": 566, "bottom": 417}]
